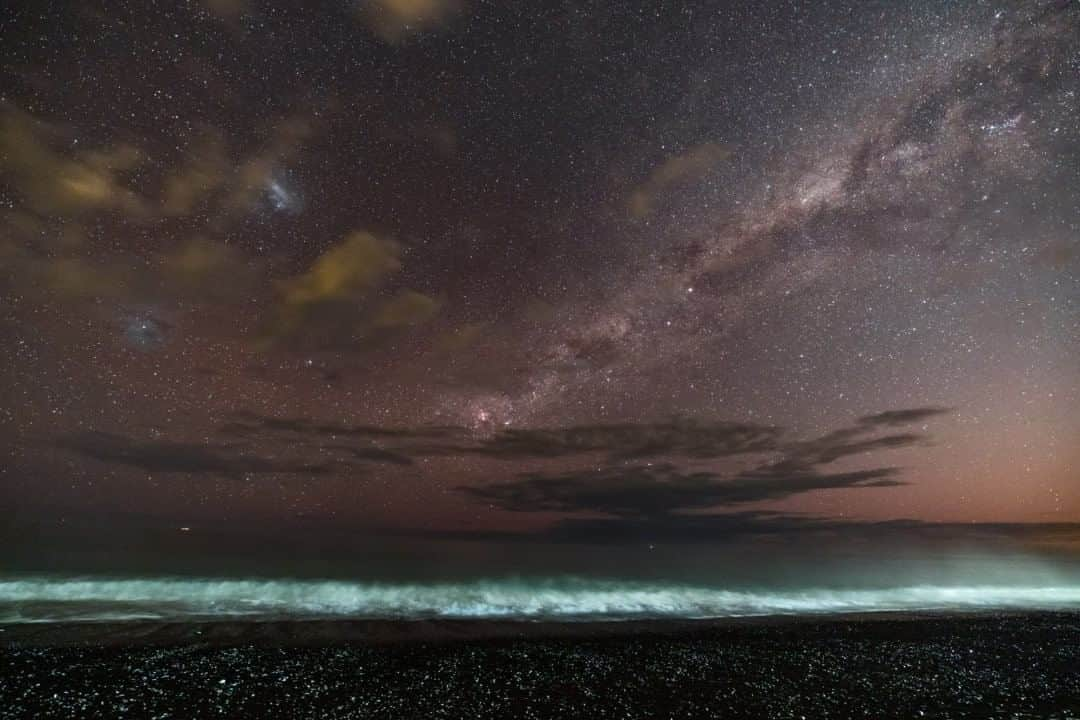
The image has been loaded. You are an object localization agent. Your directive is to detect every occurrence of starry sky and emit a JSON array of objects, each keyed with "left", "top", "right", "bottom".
[{"left": 2, "top": 0, "right": 1078, "bottom": 572}]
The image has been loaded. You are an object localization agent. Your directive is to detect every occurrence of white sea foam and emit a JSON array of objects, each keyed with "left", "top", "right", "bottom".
[{"left": 2, "top": 576, "right": 1080, "bottom": 623}]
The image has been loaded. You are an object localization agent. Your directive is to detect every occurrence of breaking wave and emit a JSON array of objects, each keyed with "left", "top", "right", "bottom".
[{"left": 3, "top": 576, "right": 1080, "bottom": 623}]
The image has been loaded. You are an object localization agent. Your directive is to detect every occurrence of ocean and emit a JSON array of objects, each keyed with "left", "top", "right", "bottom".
[{"left": 5, "top": 571, "right": 1080, "bottom": 624}]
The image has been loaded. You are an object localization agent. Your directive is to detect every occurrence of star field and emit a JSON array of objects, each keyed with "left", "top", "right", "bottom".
[{"left": 0, "top": 0, "right": 1077, "bottom": 553}]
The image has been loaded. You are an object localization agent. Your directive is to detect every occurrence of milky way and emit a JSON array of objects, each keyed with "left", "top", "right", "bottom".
[{"left": 0, "top": 0, "right": 1077, "bottom": 557}]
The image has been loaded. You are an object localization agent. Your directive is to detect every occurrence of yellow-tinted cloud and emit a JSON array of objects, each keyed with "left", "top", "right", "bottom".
[
  {"left": 259, "top": 231, "right": 412, "bottom": 347},
  {"left": 281, "top": 231, "right": 403, "bottom": 308},
  {"left": 169, "top": 238, "right": 234, "bottom": 277},
  {"left": 162, "top": 237, "right": 259, "bottom": 302},
  {"left": 202, "top": 0, "right": 248, "bottom": 20},
  {"left": 359, "top": 0, "right": 463, "bottom": 43},
  {"left": 0, "top": 216, "right": 136, "bottom": 305},
  {"left": 1, "top": 211, "right": 46, "bottom": 241},
  {"left": 521, "top": 297, "right": 558, "bottom": 325},
  {"left": 2, "top": 105, "right": 320, "bottom": 238},
  {"left": 373, "top": 288, "right": 441, "bottom": 328},
  {"left": 0, "top": 105, "right": 149, "bottom": 218},
  {"left": 45, "top": 257, "right": 128, "bottom": 298},
  {"left": 257, "top": 231, "right": 442, "bottom": 349},
  {"left": 1036, "top": 237, "right": 1077, "bottom": 271},
  {"left": 628, "top": 142, "right": 731, "bottom": 218},
  {"left": 0, "top": 231, "right": 131, "bottom": 301},
  {"left": 58, "top": 223, "right": 86, "bottom": 249},
  {"left": 0, "top": 245, "right": 129, "bottom": 300},
  {"left": 434, "top": 321, "right": 486, "bottom": 353},
  {"left": 161, "top": 131, "right": 229, "bottom": 216},
  {"left": 0, "top": 235, "right": 260, "bottom": 308}
]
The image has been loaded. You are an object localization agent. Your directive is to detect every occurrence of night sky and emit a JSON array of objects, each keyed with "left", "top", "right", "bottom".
[{"left": 2, "top": 0, "right": 1078, "bottom": 574}]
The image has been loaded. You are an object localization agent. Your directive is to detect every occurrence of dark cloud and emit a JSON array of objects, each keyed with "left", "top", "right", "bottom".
[
  {"left": 462, "top": 419, "right": 783, "bottom": 461},
  {"left": 50, "top": 404, "right": 1063, "bottom": 550},
  {"left": 859, "top": 407, "right": 954, "bottom": 428},
  {"left": 538, "top": 511, "right": 876, "bottom": 544},
  {"left": 217, "top": 413, "right": 784, "bottom": 461},
  {"left": 456, "top": 410, "right": 947, "bottom": 520},
  {"left": 55, "top": 407, "right": 948, "bottom": 494},
  {"left": 58, "top": 431, "right": 339, "bottom": 479},
  {"left": 322, "top": 444, "right": 414, "bottom": 466},
  {"left": 460, "top": 462, "right": 902, "bottom": 518},
  {"left": 216, "top": 407, "right": 950, "bottom": 470},
  {"left": 221, "top": 410, "right": 463, "bottom": 442},
  {"left": 427, "top": 513, "right": 1080, "bottom": 547},
  {"left": 786, "top": 432, "right": 926, "bottom": 465}
]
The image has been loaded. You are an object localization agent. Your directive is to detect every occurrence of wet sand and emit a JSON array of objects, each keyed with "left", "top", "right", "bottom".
[{"left": 3, "top": 611, "right": 1079, "bottom": 718}]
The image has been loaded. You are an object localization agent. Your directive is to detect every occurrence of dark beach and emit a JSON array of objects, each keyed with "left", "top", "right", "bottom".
[{"left": 3, "top": 611, "right": 1079, "bottom": 719}]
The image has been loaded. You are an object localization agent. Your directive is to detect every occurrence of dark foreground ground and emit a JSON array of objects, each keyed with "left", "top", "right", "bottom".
[{"left": 2, "top": 612, "right": 1079, "bottom": 719}]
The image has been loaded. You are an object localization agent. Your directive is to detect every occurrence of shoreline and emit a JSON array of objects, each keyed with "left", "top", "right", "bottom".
[{"left": 5, "top": 608, "right": 1078, "bottom": 647}]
